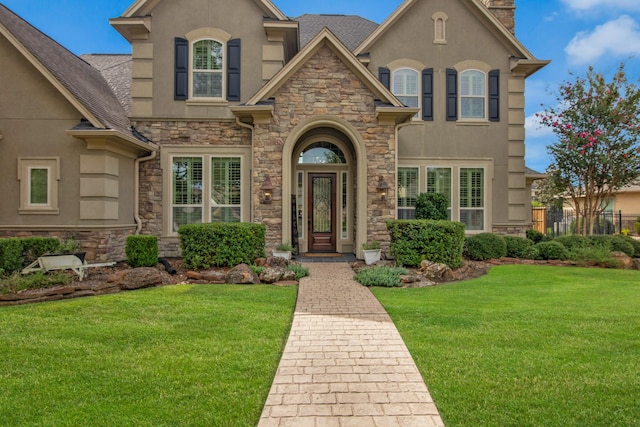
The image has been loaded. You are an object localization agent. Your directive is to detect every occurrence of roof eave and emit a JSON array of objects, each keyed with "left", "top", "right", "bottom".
[
  {"left": 109, "top": 16, "right": 152, "bottom": 43},
  {"left": 67, "top": 129, "right": 158, "bottom": 158}
]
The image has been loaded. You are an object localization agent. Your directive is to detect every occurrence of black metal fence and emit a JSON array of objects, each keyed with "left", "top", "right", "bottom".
[{"left": 532, "top": 208, "right": 640, "bottom": 237}]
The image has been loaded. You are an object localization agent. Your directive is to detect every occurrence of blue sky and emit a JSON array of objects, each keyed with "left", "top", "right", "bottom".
[{"left": 3, "top": 0, "right": 639, "bottom": 173}]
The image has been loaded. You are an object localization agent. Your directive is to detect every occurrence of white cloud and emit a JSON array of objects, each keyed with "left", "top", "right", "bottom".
[
  {"left": 565, "top": 15, "right": 640, "bottom": 65},
  {"left": 525, "top": 113, "right": 555, "bottom": 139},
  {"left": 562, "top": 0, "right": 640, "bottom": 11}
]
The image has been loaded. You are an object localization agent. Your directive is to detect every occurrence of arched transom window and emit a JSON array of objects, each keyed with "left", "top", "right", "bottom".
[{"left": 298, "top": 142, "right": 346, "bottom": 164}]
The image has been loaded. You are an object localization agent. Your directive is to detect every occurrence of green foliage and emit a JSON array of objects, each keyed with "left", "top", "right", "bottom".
[
  {"left": 179, "top": 223, "right": 266, "bottom": 269},
  {"left": 464, "top": 233, "right": 507, "bottom": 261},
  {"left": 570, "top": 218, "right": 615, "bottom": 235},
  {"left": 288, "top": 264, "right": 309, "bottom": 280},
  {"left": 125, "top": 235, "right": 159, "bottom": 268},
  {"left": 355, "top": 266, "right": 408, "bottom": 287},
  {"left": 250, "top": 265, "right": 265, "bottom": 276},
  {"left": 526, "top": 229, "right": 549, "bottom": 244},
  {"left": 386, "top": 220, "right": 465, "bottom": 268},
  {"left": 1, "top": 271, "right": 72, "bottom": 294},
  {"left": 626, "top": 237, "right": 640, "bottom": 257},
  {"left": 362, "top": 240, "right": 381, "bottom": 250},
  {"left": 503, "top": 236, "right": 533, "bottom": 258},
  {"left": 0, "top": 238, "right": 23, "bottom": 276},
  {"left": 535, "top": 241, "right": 569, "bottom": 260},
  {"left": 20, "top": 237, "right": 63, "bottom": 263},
  {"left": 276, "top": 241, "right": 294, "bottom": 252},
  {"left": 635, "top": 219, "right": 640, "bottom": 235},
  {"left": 567, "top": 246, "right": 618, "bottom": 267},
  {"left": 521, "top": 245, "right": 540, "bottom": 260},
  {"left": 610, "top": 235, "right": 635, "bottom": 257},
  {"left": 555, "top": 235, "right": 592, "bottom": 250},
  {"left": 414, "top": 192, "right": 449, "bottom": 220}
]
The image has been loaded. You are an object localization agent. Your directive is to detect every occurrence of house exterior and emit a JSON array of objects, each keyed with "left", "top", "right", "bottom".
[{"left": 0, "top": 0, "right": 548, "bottom": 261}]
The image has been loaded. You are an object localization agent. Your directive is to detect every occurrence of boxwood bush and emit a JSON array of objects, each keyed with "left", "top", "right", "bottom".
[
  {"left": 464, "top": 233, "right": 507, "bottom": 261},
  {"left": 386, "top": 220, "right": 465, "bottom": 268},
  {"left": 414, "top": 192, "right": 449, "bottom": 220},
  {"left": 503, "top": 236, "right": 533, "bottom": 258},
  {"left": 0, "top": 238, "right": 23, "bottom": 276},
  {"left": 179, "top": 223, "right": 266, "bottom": 269},
  {"left": 126, "top": 235, "right": 159, "bottom": 268},
  {"left": 535, "top": 241, "right": 569, "bottom": 260}
]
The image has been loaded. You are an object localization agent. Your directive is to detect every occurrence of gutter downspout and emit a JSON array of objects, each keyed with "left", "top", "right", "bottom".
[
  {"left": 236, "top": 117, "right": 255, "bottom": 222},
  {"left": 134, "top": 150, "right": 158, "bottom": 234}
]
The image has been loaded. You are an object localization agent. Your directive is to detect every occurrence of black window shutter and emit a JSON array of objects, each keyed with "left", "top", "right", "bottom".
[
  {"left": 446, "top": 68, "right": 458, "bottom": 121},
  {"left": 174, "top": 37, "right": 189, "bottom": 100},
  {"left": 378, "top": 67, "right": 390, "bottom": 90},
  {"left": 422, "top": 68, "right": 434, "bottom": 121},
  {"left": 227, "top": 38, "right": 241, "bottom": 102},
  {"left": 488, "top": 69, "right": 500, "bottom": 122}
]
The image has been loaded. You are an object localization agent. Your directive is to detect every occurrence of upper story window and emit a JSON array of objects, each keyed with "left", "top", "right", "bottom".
[
  {"left": 446, "top": 64, "right": 499, "bottom": 122},
  {"left": 192, "top": 39, "right": 224, "bottom": 99},
  {"left": 393, "top": 68, "right": 419, "bottom": 118},
  {"left": 175, "top": 29, "right": 240, "bottom": 102},
  {"left": 460, "top": 70, "right": 486, "bottom": 119}
]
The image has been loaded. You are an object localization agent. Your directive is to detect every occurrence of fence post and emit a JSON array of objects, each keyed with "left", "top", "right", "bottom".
[{"left": 618, "top": 210, "right": 622, "bottom": 234}]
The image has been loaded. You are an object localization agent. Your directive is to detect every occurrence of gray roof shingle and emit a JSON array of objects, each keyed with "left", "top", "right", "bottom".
[
  {"left": 296, "top": 14, "right": 378, "bottom": 51},
  {"left": 0, "top": 4, "right": 135, "bottom": 138},
  {"left": 80, "top": 54, "right": 132, "bottom": 115}
]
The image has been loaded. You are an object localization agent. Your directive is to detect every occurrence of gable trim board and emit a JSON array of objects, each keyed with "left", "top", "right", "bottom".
[{"left": 121, "top": 0, "right": 288, "bottom": 20}]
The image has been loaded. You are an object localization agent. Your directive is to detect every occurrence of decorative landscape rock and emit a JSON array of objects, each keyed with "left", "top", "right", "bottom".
[
  {"left": 113, "top": 267, "right": 164, "bottom": 290},
  {"left": 226, "top": 263, "right": 260, "bottom": 284},
  {"left": 610, "top": 251, "right": 634, "bottom": 269}
]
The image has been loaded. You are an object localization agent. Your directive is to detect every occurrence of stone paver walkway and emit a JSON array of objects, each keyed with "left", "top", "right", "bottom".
[{"left": 258, "top": 263, "right": 444, "bottom": 427}]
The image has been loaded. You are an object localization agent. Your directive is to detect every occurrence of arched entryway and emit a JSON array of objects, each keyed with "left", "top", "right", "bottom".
[{"left": 282, "top": 117, "right": 368, "bottom": 257}]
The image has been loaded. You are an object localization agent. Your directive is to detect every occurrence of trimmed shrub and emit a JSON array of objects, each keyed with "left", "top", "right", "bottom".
[
  {"left": 526, "top": 229, "right": 548, "bottom": 244},
  {"left": 179, "top": 223, "right": 266, "bottom": 269},
  {"left": 587, "top": 235, "right": 614, "bottom": 250},
  {"left": 610, "top": 235, "right": 635, "bottom": 257},
  {"left": 626, "top": 237, "right": 640, "bottom": 257},
  {"left": 503, "top": 236, "right": 533, "bottom": 258},
  {"left": 0, "top": 238, "right": 23, "bottom": 276},
  {"left": 464, "top": 233, "right": 507, "bottom": 261},
  {"left": 415, "top": 192, "right": 449, "bottom": 220},
  {"left": 126, "top": 235, "right": 159, "bottom": 268},
  {"left": 567, "top": 246, "right": 617, "bottom": 266},
  {"left": 554, "top": 235, "right": 592, "bottom": 250},
  {"left": 355, "top": 266, "right": 408, "bottom": 287},
  {"left": 635, "top": 218, "right": 640, "bottom": 235},
  {"left": 521, "top": 245, "right": 540, "bottom": 260},
  {"left": 386, "top": 220, "right": 465, "bottom": 268},
  {"left": 535, "top": 241, "right": 569, "bottom": 260}
]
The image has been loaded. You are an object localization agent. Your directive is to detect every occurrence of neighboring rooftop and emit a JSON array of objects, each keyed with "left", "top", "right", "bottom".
[
  {"left": 0, "top": 4, "right": 134, "bottom": 138},
  {"left": 296, "top": 14, "right": 379, "bottom": 51}
]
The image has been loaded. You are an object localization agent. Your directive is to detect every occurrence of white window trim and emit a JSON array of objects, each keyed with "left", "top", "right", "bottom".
[
  {"left": 184, "top": 28, "right": 232, "bottom": 103},
  {"left": 162, "top": 146, "right": 250, "bottom": 237},
  {"left": 459, "top": 69, "right": 487, "bottom": 121},
  {"left": 396, "top": 160, "right": 492, "bottom": 233},
  {"left": 190, "top": 37, "right": 226, "bottom": 101},
  {"left": 458, "top": 166, "right": 487, "bottom": 232},
  {"left": 17, "top": 158, "right": 59, "bottom": 215},
  {"left": 392, "top": 68, "right": 421, "bottom": 120},
  {"left": 397, "top": 166, "right": 420, "bottom": 219}
]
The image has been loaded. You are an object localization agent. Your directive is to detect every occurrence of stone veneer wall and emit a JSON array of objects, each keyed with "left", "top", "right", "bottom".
[
  {"left": 483, "top": 0, "right": 516, "bottom": 34},
  {"left": 492, "top": 224, "right": 529, "bottom": 237},
  {"left": 133, "top": 120, "right": 252, "bottom": 257},
  {"left": 253, "top": 45, "right": 398, "bottom": 253},
  {"left": 0, "top": 228, "right": 134, "bottom": 262}
]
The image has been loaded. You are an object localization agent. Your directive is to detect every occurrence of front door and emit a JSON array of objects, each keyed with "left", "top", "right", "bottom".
[{"left": 308, "top": 173, "right": 336, "bottom": 252}]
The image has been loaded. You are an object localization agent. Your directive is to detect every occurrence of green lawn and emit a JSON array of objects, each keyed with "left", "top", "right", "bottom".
[
  {"left": 372, "top": 265, "right": 640, "bottom": 427},
  {"left": 0, "top": 284, "right": 297, "bottom": 427}
]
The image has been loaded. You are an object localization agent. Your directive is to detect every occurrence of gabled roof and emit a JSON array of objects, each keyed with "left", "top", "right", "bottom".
[
  {"left": 354, "top": 0, "right": 549, "bottom": 77},
  {"left": 81, "top": 54, "right": 132, "bottom": 115},
  {"left": 120, "top": 0, "right": 288, "bottom": 20},
  {"left": 0, "top": 4, "right": 141, "bottom": 142},
  {"left": 246, "top": 28, "right": 404, "bottom": 106},
  {"left": 296, "top": 14, "right": 378, "bottom": 52}
]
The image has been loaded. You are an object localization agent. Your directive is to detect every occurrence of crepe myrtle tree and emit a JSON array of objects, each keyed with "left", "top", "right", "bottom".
[{"left": 537, "top": 63, "right": 640, "bottom": 235}]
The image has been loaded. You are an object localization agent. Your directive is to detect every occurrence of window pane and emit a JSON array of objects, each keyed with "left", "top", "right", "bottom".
[
  {"left": 173, "top": 207, "right": 203, "bottom": 232},
  {"left": 427, "top": 167, "right": 451, "bottom": 219},
  {"left": 29, "top": 168, "right": 48, "bottom": 205},
  {"left": 193, "top": 40, "right": 222, "bottom": 70},
  {"left": 398, "top": 167, "right": 418, "bottom": 218},
  {"left": 298, "top": 142, "right": 346, "bottom": 164},
  {"left": 397, "top": 96, "right": 419, "bottom": 108},
  {"left": 393, "top": 69, "right": 418, "bottom": 95},
  {"left": 461, "top": 71, "right": 484, "bottom": 96},
  {"left": 173, "top": 157, "right": 203, "bottom": 205},
  {"left": 460, "top": 168, "right": 484, "bottom": 230},
  {"left": 461, "top": 98, "right": 485, "bottom": 118},
  {"left": 193, "top": 72, "right": 222, "bottom": 98},
  {"left": 211, "top": 157, "right": 241, "bottom": 223}
]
